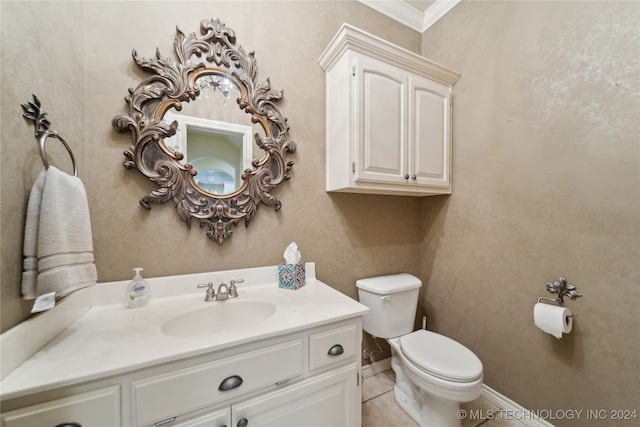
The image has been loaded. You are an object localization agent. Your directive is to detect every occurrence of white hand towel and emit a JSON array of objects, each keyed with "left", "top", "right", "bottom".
[
  {"left": 21, "top": 166, "right": 97, "bottom": 300},
  {"left": 21, "top": 169, "right": 47, "bottom": 298}
]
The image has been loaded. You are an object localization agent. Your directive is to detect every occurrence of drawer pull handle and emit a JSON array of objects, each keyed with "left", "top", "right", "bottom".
[
  {"left": 219, "top": 374, "right": 243, "bottom": 391},
  {"left": 55, "top": 424, "right": 82, "bottom": 427},
  {"left": 237, "top": 418, "right": 249, "bottom": 427},
  {"left": 328, "top": 344, "right": 344, "bottom": 356}
]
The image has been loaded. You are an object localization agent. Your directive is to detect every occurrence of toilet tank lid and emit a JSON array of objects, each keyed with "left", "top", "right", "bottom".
[{"left": 356, "top": 273, "right": 421, "bottom": 293}]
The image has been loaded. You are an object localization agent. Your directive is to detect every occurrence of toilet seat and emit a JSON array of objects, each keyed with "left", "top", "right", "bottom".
[{"left": 399, "top": 330, "right": 483, "bottom": 383}]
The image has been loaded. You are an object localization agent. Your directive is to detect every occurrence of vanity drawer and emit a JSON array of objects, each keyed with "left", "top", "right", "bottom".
[
  {"left": 133, "top": 339, "right": 303, "bottom": 426},
  {"left": 309, "top": 323, "right": 357, "bottom": 370},
  {"left": 1, "top": 386, "right": 120, "bottom": 427}
]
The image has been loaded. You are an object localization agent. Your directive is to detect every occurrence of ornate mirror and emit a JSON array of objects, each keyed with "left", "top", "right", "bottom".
[{"left": 112, "top": 19, "right": 296, "bottom": 244}]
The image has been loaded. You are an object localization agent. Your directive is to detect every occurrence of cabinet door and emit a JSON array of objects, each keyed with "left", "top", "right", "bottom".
[
  {"left": 355, "top": 55, "right": 408, "bottom": 184},
  {"left": 409, "top": 74, "right": 452, "bottom": 189},
  {"left": 231, "top": 364, "right": 359, "bottom": 427},
  {"left": 174, "top": 407, "right": 230, "bottom": 427}
]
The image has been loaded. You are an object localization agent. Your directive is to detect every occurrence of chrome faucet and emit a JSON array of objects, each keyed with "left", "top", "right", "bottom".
[{"left": 197, "top": 279, "right": 244, "bottom": 302}]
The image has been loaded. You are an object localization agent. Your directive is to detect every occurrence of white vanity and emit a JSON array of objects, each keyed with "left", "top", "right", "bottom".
[{"left": 0, "top": 263, "right": 368, "bottom": 427}]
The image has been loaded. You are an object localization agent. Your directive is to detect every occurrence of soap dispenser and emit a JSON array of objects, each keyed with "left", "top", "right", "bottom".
[{"left": 127, "top": 267, "right": 150, "bottom": 308}]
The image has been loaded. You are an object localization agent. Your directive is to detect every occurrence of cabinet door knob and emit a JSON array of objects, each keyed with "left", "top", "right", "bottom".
[
  {"left": 328, "top": 344, "right": 344, "bottom": 356},
  {"left": 404, "top": 174, "right": 410, "bottom": 180},
  {"left": 219, "top": 374, "right": 244, "bottom": 391},
  {"left": 411, "top": 175, "right": 417, "bottom": 180},
  {"left": 237, "top": 418, "right": 249, "bottom": 427}
]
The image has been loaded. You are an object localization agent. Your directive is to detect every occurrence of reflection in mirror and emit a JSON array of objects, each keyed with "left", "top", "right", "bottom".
[
  {"left": 170, "top": 74, "right": 246, "bottom": 124},
  {"left": 163, "top": 112, "right": 252, "bottom": 195},
  {"left": 197, "top": 74, "right": 236, "bottom": 104},
  {"left": 112, "top": 18, "right": 296, "bottom": 244}
]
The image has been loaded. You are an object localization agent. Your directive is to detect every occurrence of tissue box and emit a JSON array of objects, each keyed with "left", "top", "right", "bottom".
[{"left": 278, "top": 262, "right": 305, "bottom": 289}]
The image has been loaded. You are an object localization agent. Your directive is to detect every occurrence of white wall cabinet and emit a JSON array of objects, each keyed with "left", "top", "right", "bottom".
[
  {"left": 319, "top": 24, "right": 460, "bottom": 197},
  {"left": 1, "top": 319, "right": 361, "bottom": 427}
]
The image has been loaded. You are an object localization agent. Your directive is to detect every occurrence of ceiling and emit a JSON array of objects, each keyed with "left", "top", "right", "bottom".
[
  {"left": 405, "top": 1, "right": 436, "bottom": 13},
  {"left": 357, "top": 0, "right": 460, "bottom": 33}
]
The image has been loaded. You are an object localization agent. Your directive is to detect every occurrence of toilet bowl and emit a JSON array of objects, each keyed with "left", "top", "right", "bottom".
[
  {"left": 356, "top": 274, "right": 483, "bottom": 427},
  {"left": 389, "top": 330, "right": 483, "bottom": 426}
]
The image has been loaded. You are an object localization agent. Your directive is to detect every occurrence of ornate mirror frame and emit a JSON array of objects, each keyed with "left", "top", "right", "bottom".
[{"left": 112, "top": 19, "right": 296, "bottom": 244}]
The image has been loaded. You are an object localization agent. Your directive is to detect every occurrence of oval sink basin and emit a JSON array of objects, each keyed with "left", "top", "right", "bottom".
[{"left": 161, "top": 300, "right": 276, "bottom": 337}]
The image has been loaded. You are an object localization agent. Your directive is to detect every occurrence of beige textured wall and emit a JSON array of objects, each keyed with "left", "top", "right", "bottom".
[
  {"left": 420, "top": 2, "right": 639, "bottom": 425},
  {"left": 1, "top": 1, "right": 422, "bottom": 333},
  {"left": 3, "top": 1, "right": 638, "bottom": 421},
  {"left": 1, "top": 1, "right": 87, "bottom": 330}
]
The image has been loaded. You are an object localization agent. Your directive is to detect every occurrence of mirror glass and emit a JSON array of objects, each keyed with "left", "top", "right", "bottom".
[
  {"left": 163, "top": 74, "right": 258, "bottom": 195},
  {"left": 112, "top": 18, "right": 296, "bottom": 244}
]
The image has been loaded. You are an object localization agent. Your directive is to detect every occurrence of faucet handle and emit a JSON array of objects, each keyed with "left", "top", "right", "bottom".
[
  {"left": 229, "top": 279, "right": 244, "bottom": 298},
  {"left": 197, "top": 282, "right": 216, "bottom": 302}
]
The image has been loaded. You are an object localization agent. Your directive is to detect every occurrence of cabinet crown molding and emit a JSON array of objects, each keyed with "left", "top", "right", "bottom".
[{"left": 318, "top": 23, "right": 460, "bottom": 87}]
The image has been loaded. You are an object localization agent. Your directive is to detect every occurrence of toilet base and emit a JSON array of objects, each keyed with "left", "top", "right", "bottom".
[
  {"left": 393, "top": 384, "right": 421, "bottom": 424},
  {"left": 394, "top": 384, "right": 462, "bottom": 427}
]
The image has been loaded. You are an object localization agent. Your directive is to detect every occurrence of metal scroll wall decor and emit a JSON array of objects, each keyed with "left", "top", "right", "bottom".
[{"left": 112, "top": 19, "right": 296, "bottom": 244}]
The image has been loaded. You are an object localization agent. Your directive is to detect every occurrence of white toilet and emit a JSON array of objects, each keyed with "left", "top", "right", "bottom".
[{"left": 356, "top": 273, "right": 483, "bottom": 427}]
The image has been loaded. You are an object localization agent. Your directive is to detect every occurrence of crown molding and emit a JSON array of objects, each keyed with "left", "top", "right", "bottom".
[
  {"left": 318, "top": 23, "right": 460, "bottom": 87},
  {"left": 358, "top": 0, "right": 461, "bottom": 33}
]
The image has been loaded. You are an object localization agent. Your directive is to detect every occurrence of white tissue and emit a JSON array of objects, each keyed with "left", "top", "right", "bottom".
[
  {"left": 533, "top": 303, "right": 573, "bottom": 339},
  {"left": 283, "top": 242, "right": 301, "bottom": 264},
  {"left": 31, "top": 291, "right": 56, "bottom": 313}
]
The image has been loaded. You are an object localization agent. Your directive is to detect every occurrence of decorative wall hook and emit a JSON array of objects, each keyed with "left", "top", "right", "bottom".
[
  {"left": 21, "top": 95, "right": 78, "bottom": 176},
  {"left": 545, "top": 276, "right": 582, "bottom": 304},
  {"left": 21, "top": 94, "right": 51, "bottom": 137}
]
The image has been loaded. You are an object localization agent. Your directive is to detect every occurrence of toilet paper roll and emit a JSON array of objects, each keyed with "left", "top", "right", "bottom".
[{"left": 533, "top": 303, "right": 573, "bottom": 339}]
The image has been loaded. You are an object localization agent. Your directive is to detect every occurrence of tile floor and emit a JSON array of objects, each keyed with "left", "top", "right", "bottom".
[{"left": 362, "top": 369, "right": 529, "bottom": 427}]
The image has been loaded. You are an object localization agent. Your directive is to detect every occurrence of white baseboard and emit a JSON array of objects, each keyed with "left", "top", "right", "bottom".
[
  {"left": 481, "top": 384, "right": 555, "bottom": 427},
  {"left": 363, "top": 357, "right": 555, "bottom": 427}
]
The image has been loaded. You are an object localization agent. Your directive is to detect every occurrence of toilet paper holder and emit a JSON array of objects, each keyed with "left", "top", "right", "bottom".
[{"left": 537, "top": 276, "right": 582, "bottom": 316}]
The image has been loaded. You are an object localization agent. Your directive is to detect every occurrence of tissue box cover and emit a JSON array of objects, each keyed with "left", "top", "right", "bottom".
[{"left": 278, "top": 263, "right": 305, "bottom": 289}]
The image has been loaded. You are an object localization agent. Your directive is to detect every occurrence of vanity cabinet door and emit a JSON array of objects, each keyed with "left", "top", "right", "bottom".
[
  {"left": 231, "top": 363, "right": 359, "bottom": 427},
  {"left": 1, "top": 386, "right": 120, "bottom": 427},
  {"left": 174, "top": 407, "right": 230, "bottom": 427}
]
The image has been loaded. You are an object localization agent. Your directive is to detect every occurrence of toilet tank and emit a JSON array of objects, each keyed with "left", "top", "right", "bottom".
[{"left": 356, "top": 273, "right": 422, "bottom": 339}]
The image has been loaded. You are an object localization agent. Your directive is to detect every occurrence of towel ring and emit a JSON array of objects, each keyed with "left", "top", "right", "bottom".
[{"left": 38, "top": 130, "right": 78, "bottom": 177}]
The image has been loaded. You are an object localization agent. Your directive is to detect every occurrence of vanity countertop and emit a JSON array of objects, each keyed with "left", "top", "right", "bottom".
[{"left": 0, "top": 263, "right": 368, "bottom": 401}]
